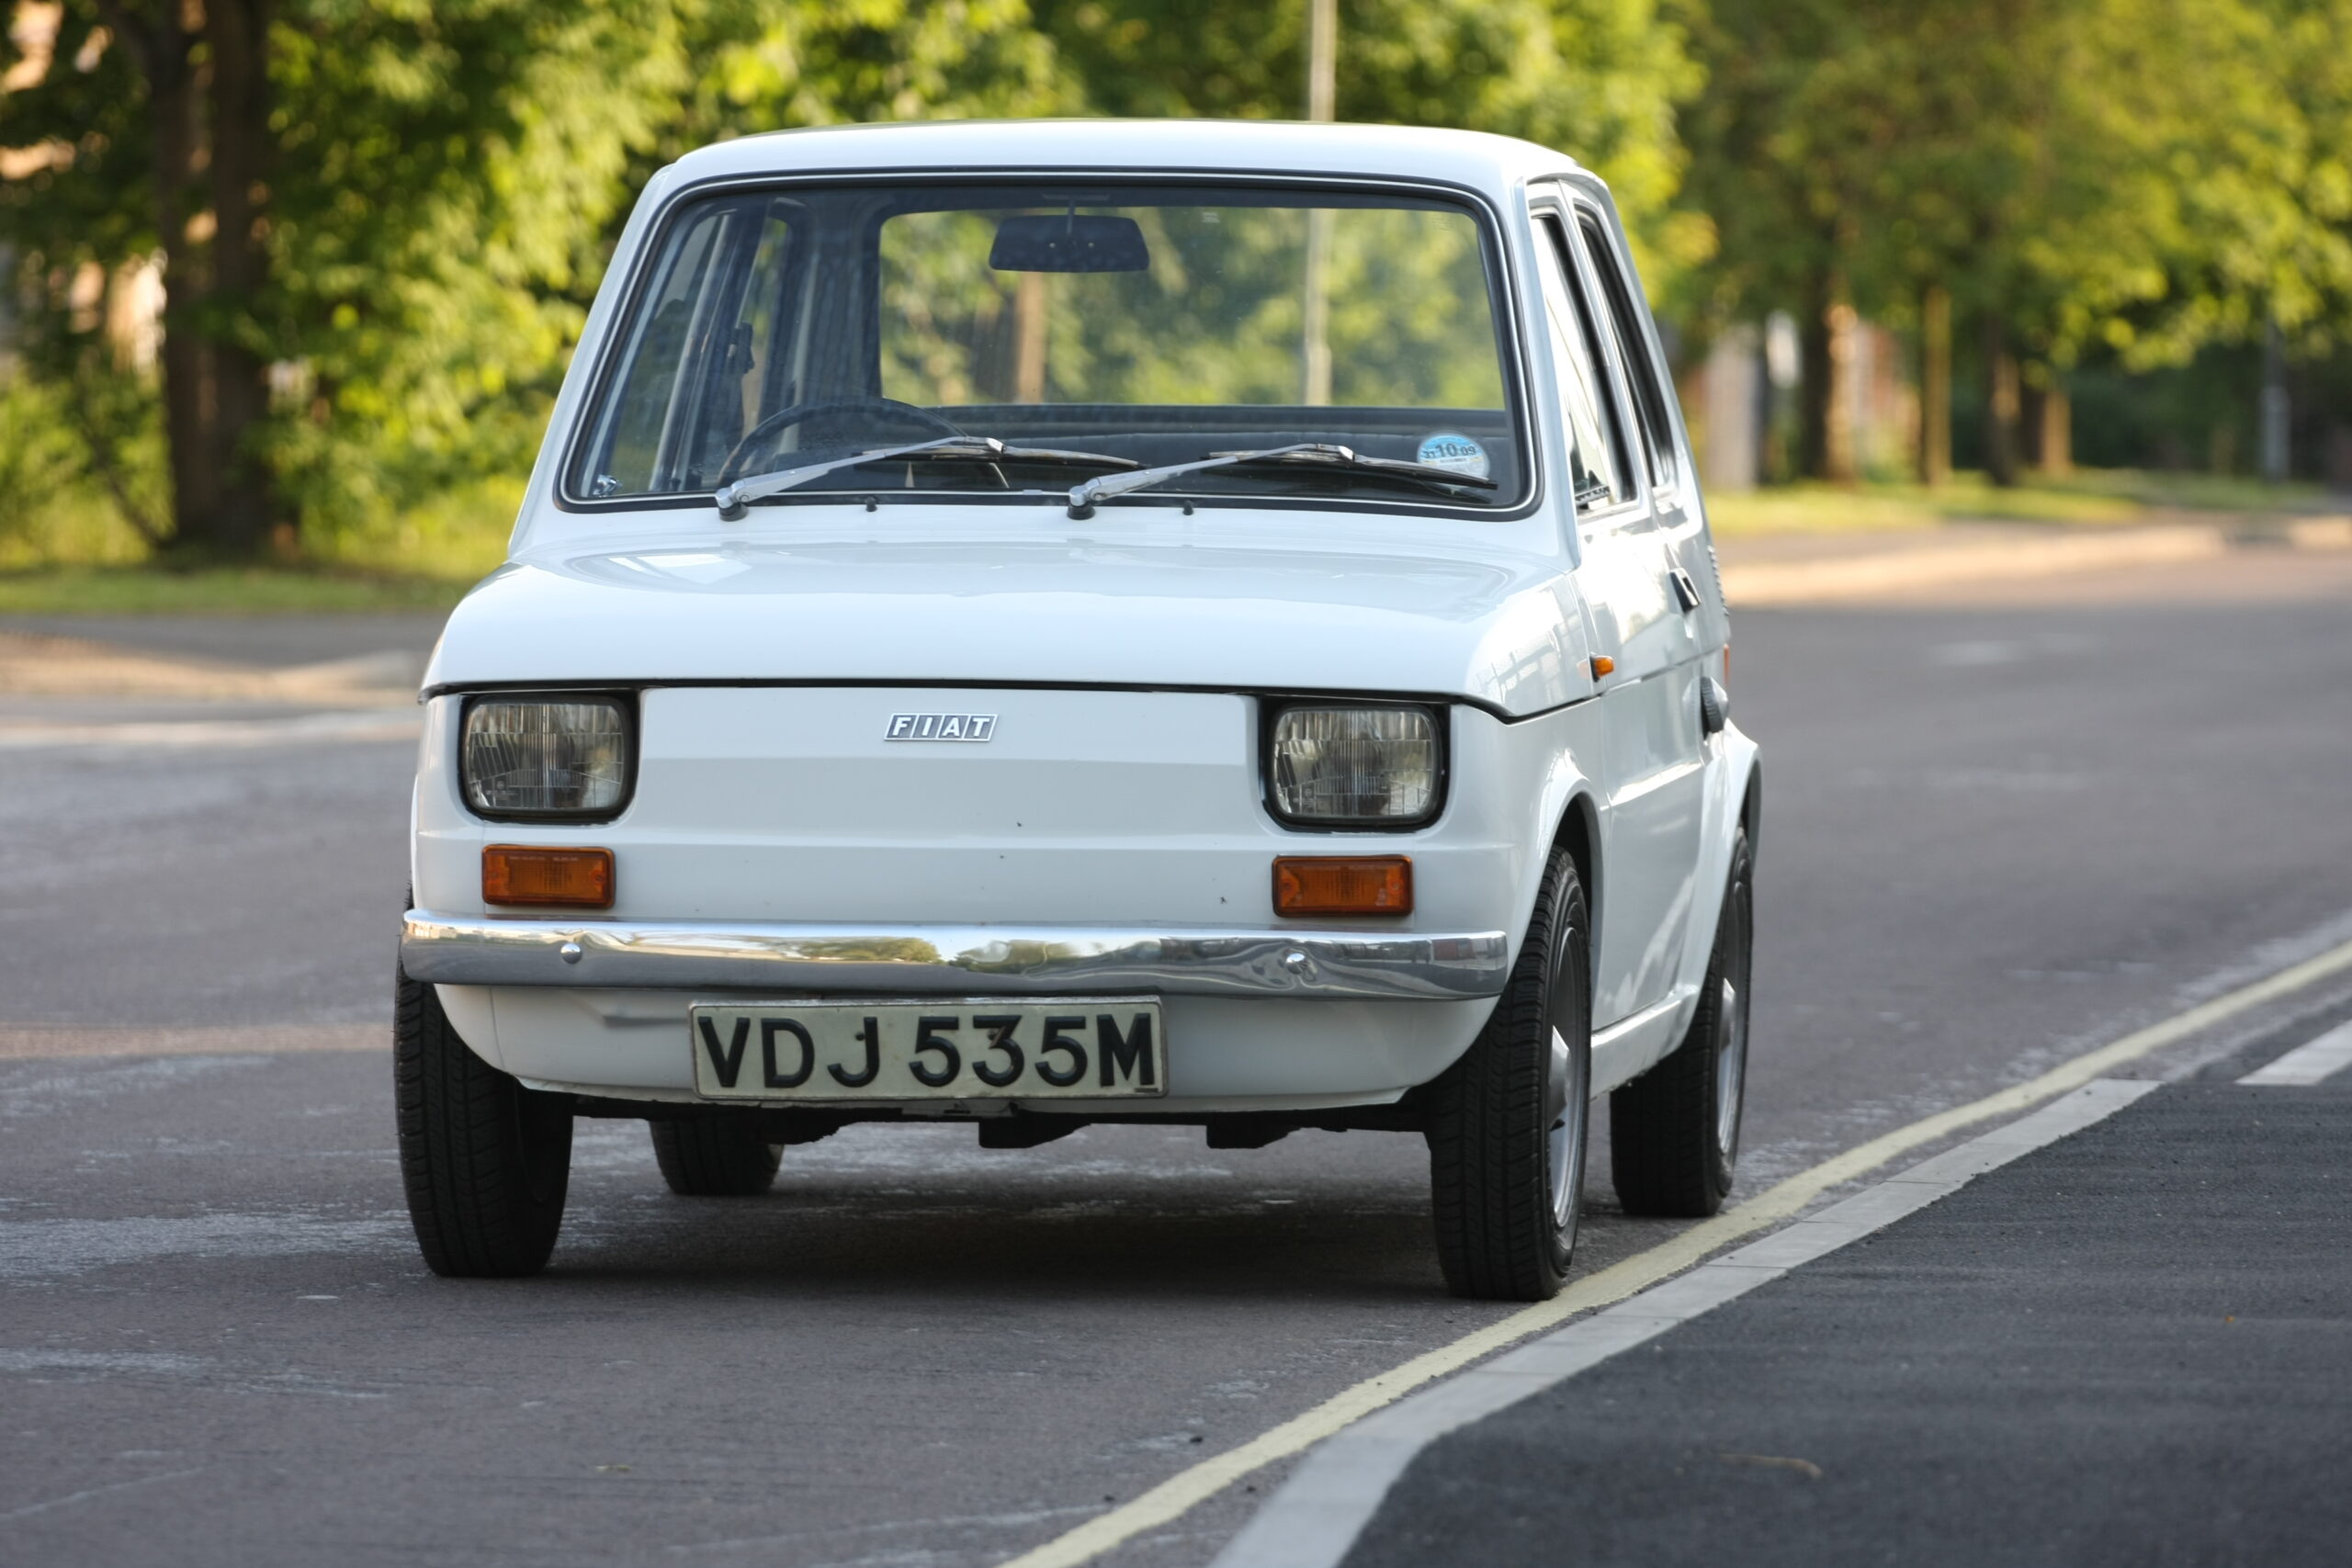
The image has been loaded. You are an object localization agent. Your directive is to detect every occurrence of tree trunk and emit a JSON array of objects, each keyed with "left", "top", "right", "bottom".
[
  {"left": 1918, "top": 285, "right": 1951, "bottom": 487},
  {"left": 107, "top": 4, "right": 217, "bottom": 549},
  {"left": 1795, "top": 272, "right": 1833, "bottom": 481},
  {"left": 201, "top": 0, "right": 278, "bottom": 554},
  {"left": 1981, "top": 312, "right": 2020, "bottom": 487},
  {"left": 97, "top": 0, "right": 280, "bottom": 558},
  {"left": 1011, "top": 270, "right": 1047, "bottom": 403},
  {"left": 1824, "top": 299, "right": 1860, "bottom": 483},
  {"left": 2035, "top": 378, "right": 2072, "bottom": 477}
]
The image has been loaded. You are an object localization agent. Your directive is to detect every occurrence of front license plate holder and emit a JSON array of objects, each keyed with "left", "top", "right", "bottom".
[{"left": 686, "top": 998, "right": 1167, "bottom": 1102}]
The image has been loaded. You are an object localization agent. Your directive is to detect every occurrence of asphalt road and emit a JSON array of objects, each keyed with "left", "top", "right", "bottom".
[
  {"left": 1345, "top": 1069, "right": 2352, "bottom": 1568},
  {"left": 3, "top": 549, "right": 2349, "bottom": 1566}
]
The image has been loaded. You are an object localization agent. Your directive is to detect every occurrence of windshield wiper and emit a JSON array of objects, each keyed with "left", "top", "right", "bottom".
[
  {"left": 717, "top": 438, "right": 1138, "bottom": 519},
  {"left": 1065, "top": 442, "right": 1498, "bottom": 519}
]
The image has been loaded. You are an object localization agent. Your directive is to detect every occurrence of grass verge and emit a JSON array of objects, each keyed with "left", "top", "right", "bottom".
[
  {"left": 1707, "top": 476, "right": 2142, "bottom": 536},
  {"left": 0, "top": 566, "right": 472, "bottom": 616},
  {"left": 1707, "top": 468, "right": 2326, "bottom": 537}
]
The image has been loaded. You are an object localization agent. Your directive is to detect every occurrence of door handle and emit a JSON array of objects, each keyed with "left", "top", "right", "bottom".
[{"left": 1668, "top": 568, "right": 1702, "bottom": 614}]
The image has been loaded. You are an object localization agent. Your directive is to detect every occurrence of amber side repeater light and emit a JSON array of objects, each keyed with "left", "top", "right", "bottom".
[
  {"left": 1273, "top": 856, "right": 1413, "bottom": 917},
  {"left": 483, "top": 845, "right": 614, "bottom": 909},
  {"left": 1590, "top": 655, "right": 1615, "bottom": 678}
]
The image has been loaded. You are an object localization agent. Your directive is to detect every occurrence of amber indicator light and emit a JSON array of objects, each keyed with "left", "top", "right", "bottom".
[
  {"left": 1272, "top": 856, "right": 1413, "bottom": 918},
  {"left": 482, "top": 845, "right": 615, "bottom": 909},
  {"left": 1590, "top": 654, "right": 1615, "bottom": 678}
]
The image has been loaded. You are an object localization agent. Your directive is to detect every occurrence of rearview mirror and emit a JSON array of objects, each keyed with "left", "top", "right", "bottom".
[{"left": 989, "top": 213, "right": 1150, "bottom": 273}]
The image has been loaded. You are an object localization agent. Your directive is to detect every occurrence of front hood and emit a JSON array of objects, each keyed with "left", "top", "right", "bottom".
[{"left": 426, "top": 529, "right": 1590, "bottom": 716}]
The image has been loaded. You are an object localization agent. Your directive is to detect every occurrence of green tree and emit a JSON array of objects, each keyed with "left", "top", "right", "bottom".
[
  {"left": 0, "top": 0, "right": 1066, "bottom": 558},
  {"left": 1680, "top": 0, "right": 2352, "bottom": 484},
  {"left": 1033, "top": 0, "right": 1708, "bottom": 284}
]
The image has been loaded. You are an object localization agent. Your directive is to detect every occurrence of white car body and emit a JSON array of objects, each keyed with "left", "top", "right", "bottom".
[{"left": 400, "top": 119, "right": 1758, "bottom": 1134}]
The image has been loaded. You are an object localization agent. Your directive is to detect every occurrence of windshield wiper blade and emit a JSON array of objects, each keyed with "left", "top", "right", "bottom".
[
  {"left": 1065, "top": 442, "right": 1497, "bottom": 519},
  {"left": 717, "top": 438, "right": 1137, "bottom": 519}
]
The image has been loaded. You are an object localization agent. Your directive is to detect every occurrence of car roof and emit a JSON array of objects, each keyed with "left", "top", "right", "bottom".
[{"left": 660, "top": 118, "right": 1589, "bottom": 204}]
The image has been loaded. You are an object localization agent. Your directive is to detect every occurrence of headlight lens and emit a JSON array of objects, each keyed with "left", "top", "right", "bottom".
[
  {"left": 1268, "top": 705, "right": 1442, "bottom": 826},
  {"left": 461, "top": 696, "right": 631, "bottom": 818}
]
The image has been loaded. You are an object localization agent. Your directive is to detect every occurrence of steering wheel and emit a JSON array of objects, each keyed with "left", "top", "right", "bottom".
[{"left": 718, "top": 397, "right": 965, "bottom": 485}]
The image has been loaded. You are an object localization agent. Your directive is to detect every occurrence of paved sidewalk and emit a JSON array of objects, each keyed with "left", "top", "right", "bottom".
[
  {"left": 1338, "top": 1041, "right": 2352, "bottom": 1567},
  {"left": 0, "top": 615, "right": 444, "bottom": 722},
  {"left": 1714, "top": 513, "right": 2352, "bottom": 605},
  {"left": 0, "top": 613, "right": 449, "bottom": 671}
]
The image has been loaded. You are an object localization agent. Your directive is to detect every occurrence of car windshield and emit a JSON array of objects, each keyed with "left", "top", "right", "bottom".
[{"left": 570, "top": 180, "right": 1524, "bottom": 511}]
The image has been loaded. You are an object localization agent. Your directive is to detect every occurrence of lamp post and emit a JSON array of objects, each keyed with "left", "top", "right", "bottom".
[{"left": 1301, "top": 0, "right": 1338, "bottom": 406}]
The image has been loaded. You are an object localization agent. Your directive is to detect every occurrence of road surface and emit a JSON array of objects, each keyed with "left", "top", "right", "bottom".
[{"left": 3, "top": 550, "right": 2348, "bottom": 1565}]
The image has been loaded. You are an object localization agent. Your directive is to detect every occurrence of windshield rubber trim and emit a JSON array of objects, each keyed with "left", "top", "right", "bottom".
[{"left": 554, "top": 166, "right": 1544, "bottom": 525}]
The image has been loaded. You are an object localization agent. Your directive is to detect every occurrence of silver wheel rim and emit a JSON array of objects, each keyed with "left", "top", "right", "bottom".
[
  {"left": 1713, "top": 975, "right": 1747, "bottom": 1159},
  {"left": 1545, "top": 1023, "right": 1587, "bottom": 1231}
]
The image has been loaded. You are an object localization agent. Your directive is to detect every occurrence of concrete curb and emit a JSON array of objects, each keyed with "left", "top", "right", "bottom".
[{"left": 1719, "top": 514, "right": 2351, "bottom": 606}]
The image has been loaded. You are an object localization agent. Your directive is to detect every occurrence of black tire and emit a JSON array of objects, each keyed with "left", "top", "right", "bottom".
[
  {"left": 1427, "top": 846, "right": 1592, "bottom": 1301},
  {"left": 1611, "top": 826, "right": 1754, "bottom": 1217},
  {"left": 394, "top": 964, "right": 573, "bottom": 1277},
  {"left": 649, "top": 1119, "right": 783, "bottom": 1197}
]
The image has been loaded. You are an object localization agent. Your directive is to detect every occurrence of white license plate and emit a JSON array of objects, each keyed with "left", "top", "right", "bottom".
[{"left": 687, "top": 998, "right": 1166, "bottom": 1102}]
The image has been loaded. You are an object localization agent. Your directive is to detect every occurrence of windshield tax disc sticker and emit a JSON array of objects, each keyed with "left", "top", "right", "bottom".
[{"left": 1417, "top": 432, "right": 1491, "bottom": 480}]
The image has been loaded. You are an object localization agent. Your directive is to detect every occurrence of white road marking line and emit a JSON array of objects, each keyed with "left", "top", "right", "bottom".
[
  {"left": 0, "top": 709, "right": 422, "bottom": 750},
  {"left": 0, "top": 1467, "right": 209, "bottom": 1521},
  {"left": 0, "top": 1024, "right": 387, "bottom": 1060},
  {"left": 2237, "top": 1018, "right": 2352, "bottom": 1085},
  {"left": 1211, "top": 1079, "right": 2158, "bottom": 1568},
  {"left": 991, "top": 931, "right": 2352, "bottom": 1568}
]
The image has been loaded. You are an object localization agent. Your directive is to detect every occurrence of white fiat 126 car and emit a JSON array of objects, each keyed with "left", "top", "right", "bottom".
[{"left": 395, "top": 120, "right": 1758, "bottom": 1301}]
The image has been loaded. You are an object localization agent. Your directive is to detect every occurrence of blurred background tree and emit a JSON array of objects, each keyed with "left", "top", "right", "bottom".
[
  {"left": 0, "top": 0, "right": 2346, "bottom": 570},
  {"left": 1678, "top": 0, "right": 2352, "bottom": 486},
  {"left": 1032, "top": 0, "right": 1707, "bottom": 280},
  {"left": 0, "top": 0, "right": 1063, "bottom": 561}
]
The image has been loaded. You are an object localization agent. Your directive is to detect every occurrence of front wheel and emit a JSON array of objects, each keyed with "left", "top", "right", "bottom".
[
  {"left": 1611, "top": 826, "right": 1754, "bottom": 1217},
  {"left": 394, "top": 966, "right": 572, "bottom": 1277},
  {"left": 1426, "top": 846, "right": 1592, "bottom": 1301}
]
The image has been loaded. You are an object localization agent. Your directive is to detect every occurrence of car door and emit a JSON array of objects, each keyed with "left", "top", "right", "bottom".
[
  {"left": 1528, "top": 197, "right": 1705, "bottom": 1028},
  {"left": 1569, "top": 199, "right": 1728, "bottom": 667}
]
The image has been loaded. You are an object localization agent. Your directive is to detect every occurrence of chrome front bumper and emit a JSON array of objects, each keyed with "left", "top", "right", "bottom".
[{"left": 400, "top": 912, "right": 1510, "bottom": 1000}]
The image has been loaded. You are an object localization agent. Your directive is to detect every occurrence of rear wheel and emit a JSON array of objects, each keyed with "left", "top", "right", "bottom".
[
  {"left": 1611, "top": 827, "right": 1753, "bottom": 1217},
  {"left": 650, "top": 1119, "right": 784, "bottom": 1197},
  {"left": 1427, "top": 846, "right": 1591, "bottom": 1301},
  {"left": 394, "top": 965, "right": 572, "bottom": 1277}
]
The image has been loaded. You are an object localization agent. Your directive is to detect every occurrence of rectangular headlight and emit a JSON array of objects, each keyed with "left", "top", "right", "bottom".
[
  {"left": 461, "top": 695, "right": 632, "bottom": 818},
  {"left": 1267, "top": 704, "right": 1442, "bottom": 828}
]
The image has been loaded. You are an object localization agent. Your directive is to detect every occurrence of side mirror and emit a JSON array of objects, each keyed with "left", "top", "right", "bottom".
[
  {"left": 990, "top": 213, "right": 1150, "bottom": 273},
  {"left": 1699, "top": 676, "right": 1730, "bottom": 737}
]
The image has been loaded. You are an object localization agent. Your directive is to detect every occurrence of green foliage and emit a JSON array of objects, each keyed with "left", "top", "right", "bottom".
[
  {"left": 1705, "top": 476, "right": 2144, "bottom": 536},
  {"left": 1680, "top": 0, "right": 2352, "bottom": 367},
  {"left": 877, "top": 201, "right": 1504, "bottom": 409},
  {"left": 0, "top": 369, "right": 156, "bottom": 567},
  {"left": 256, "top": 0, "right": 692, "bottom": 528},
  {"left": 5, "top": 0, "right": 2346, "bottom": 573},
  {"left": 1032, "top": 0, "right": 1708, "bottom": 282},
  {"left": 0, "top": 0, "right": 1068, "bottom": 559}
]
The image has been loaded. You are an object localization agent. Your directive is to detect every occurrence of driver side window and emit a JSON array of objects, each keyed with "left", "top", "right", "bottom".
[
  {"left": 578, "top": 198, "right": 797, "bottom": 498},
  {"left": 1531, "top": 213, "right": 1633, "bottom": 515}
]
